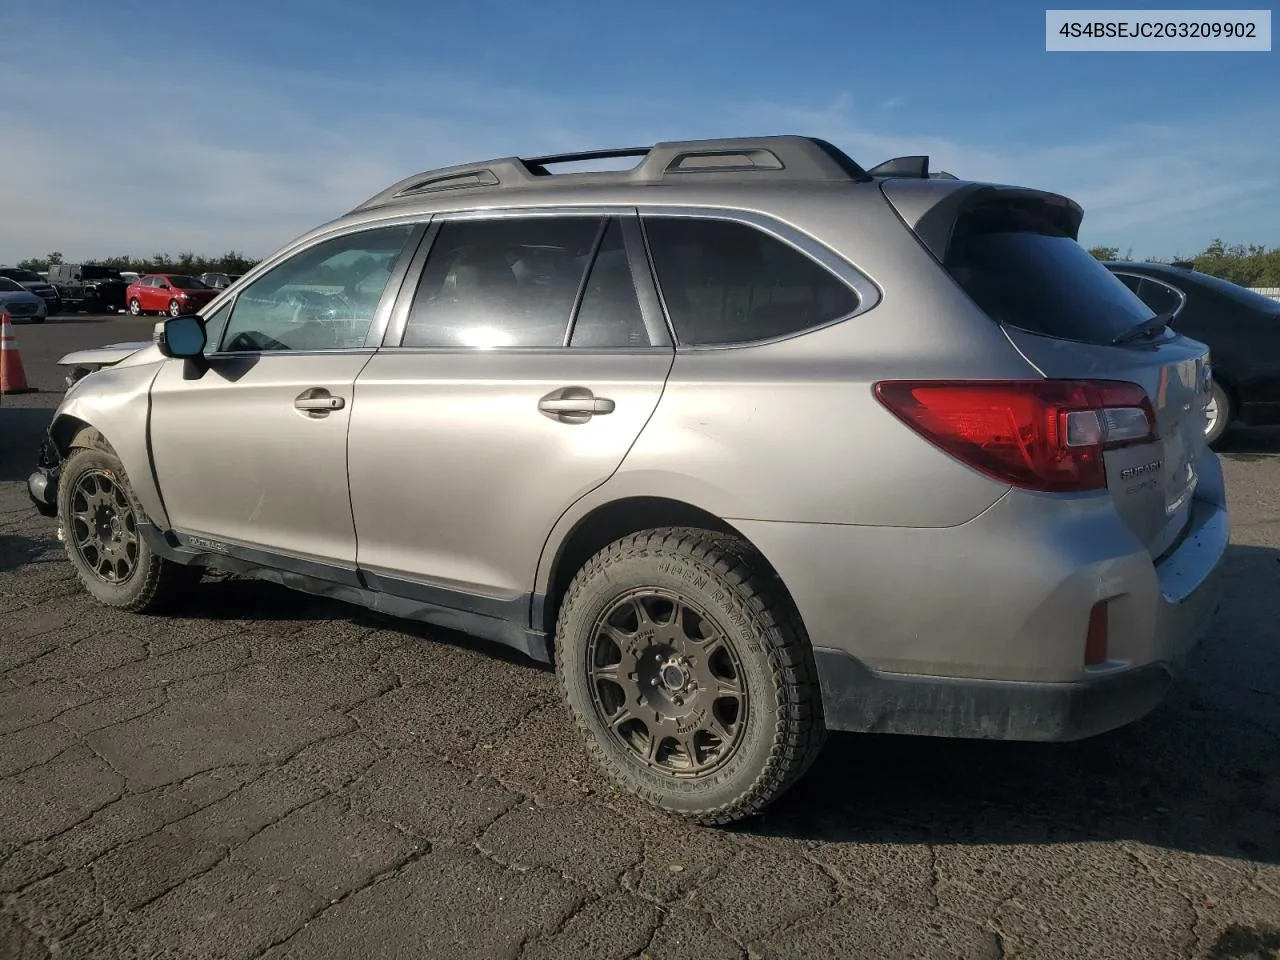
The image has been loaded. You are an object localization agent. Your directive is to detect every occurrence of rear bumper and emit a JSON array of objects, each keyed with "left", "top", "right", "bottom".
[
  {"left": 735, "top": 465, "right": 1229, "bottom": 741},
  {"left": 813, "top": 650, "right": 1175, "bottom": 741}
]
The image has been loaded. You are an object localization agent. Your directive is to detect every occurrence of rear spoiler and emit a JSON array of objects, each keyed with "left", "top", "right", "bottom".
[{"left": 879, "top": 179, "right": 1085, "bottom": 262}]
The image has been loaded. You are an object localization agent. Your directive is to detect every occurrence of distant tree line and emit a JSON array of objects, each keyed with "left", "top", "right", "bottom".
[
  {"left": 1087, "top": 239, "right": 1280, "bottom": 287},
  {"left": 16, "top": 251, "right": 260, "bottom": 276}
]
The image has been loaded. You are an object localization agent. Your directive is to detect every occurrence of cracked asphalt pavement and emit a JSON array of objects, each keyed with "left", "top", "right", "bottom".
[{"left": 1, "top": 317, "right": 1279, "bottom": 959}]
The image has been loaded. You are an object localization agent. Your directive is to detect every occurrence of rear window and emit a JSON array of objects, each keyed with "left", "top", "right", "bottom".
[
  {"left": 945, "top": 206, "right": 1152, "bottom": 344},
  {"left": 1187, "top": 270, "right": 1280, "bottom": 314}
]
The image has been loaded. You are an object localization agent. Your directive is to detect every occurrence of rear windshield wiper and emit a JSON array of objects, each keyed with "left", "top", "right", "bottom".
[{"left": 1112, "top": 310, "right": 1175, "bottom": 345}]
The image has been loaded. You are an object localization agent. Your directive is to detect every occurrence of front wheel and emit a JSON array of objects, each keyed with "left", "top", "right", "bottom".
[
  {"left": 128, "top": 298, "right": 142, "bottom": 316},
  {"left": 555, "top": 527, "right": 826, "bottom": 825},
  {"left": 1205, "top": 379, "right": 1232, "bottom": 447},
  {"left": 57, "top": 441, "right": 200, "bottom": 611},
  {"left": 168, "top": 299, "right": 183, "bottom": 318}
]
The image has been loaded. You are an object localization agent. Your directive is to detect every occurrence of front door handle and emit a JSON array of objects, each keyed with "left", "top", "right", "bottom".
[
  {"left": 294, "top": 388, "right": 345, "bottom": 416},
  {"left": 538, "top": 387, "right": 615, "bottom": 423}
]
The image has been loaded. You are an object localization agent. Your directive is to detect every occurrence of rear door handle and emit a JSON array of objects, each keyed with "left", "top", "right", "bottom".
[
  {"left": 294, "top": 388, "right": 345, "bottom": 415},
  {"left": 538, "top": 387, "right": 615, "bottom": 422}
]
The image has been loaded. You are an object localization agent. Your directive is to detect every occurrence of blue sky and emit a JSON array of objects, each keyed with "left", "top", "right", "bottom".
[{"left": 1, "top": 0, "right": 1276, "bottom": 263}]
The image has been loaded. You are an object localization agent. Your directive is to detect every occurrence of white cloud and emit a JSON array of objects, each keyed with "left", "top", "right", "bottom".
[{"left": 0, "top": 53, "right": 1275, "bottom": 265}]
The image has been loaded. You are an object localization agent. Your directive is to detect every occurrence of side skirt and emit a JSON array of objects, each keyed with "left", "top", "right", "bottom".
[{"left": 139, "top": 524, "right": 552, "bottom": 664}]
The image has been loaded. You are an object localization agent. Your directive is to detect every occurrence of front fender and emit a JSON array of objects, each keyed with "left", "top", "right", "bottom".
[{"left": 51, "top": 357, "right": 168, "bottom": 529}]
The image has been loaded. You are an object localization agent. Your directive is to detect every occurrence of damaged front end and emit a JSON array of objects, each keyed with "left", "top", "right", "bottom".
[{"left": 27, "top": 430, "right": 63, "bottom": 518}]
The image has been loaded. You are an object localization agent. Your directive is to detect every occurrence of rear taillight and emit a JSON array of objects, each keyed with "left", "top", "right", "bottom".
[{"left": 874, "top": 379, "right": 1158, "bottom": 493}]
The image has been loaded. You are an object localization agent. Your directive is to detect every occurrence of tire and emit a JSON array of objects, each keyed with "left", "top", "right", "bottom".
[
  {"left": 1205, "top": 379, "right": 1232, "bottom": 447},
  {"left": 555, "top": 527, "right": 826, "bottom": 825},
  {"left": 168, "top": 299, "right": 182, "bottom": 318},
  {"left": 57, "top": 438, "right": 200, "bottom": 612},
  {"left": 128, "top": 298, "right": 142, "bottom": 316}
]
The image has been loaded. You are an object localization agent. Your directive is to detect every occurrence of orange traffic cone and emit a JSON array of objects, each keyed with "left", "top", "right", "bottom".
[{"left": 1, "top": 309, "right": 37, "bottom": 394}]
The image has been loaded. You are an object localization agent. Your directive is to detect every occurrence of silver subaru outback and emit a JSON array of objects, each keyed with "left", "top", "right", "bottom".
[{"left": 28, "top": 136, "right": 1228, "bottom": 824}]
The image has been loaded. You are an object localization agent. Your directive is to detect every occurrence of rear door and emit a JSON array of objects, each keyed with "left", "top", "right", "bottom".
[
  {"left": 940, "top": 196, "right": 1213, "bottom": 560},
  {"left": 140, "top": 277, "right": 161, "bottom": 311},
  {"left": 347, "top": 211, "right": 674, "bottom": 610}
]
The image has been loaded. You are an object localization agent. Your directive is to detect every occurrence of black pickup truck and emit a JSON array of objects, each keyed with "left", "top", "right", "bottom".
[{"left": 47, "top": 264, "right": 129, "bottom": 313}]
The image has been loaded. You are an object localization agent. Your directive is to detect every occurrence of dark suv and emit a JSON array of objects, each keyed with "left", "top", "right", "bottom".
[
  {"left": 48, "top": 263, "right": 129, "bottom": 314},
  {"left": 0, "top": 266, "right": 60, "bottom": 313}
]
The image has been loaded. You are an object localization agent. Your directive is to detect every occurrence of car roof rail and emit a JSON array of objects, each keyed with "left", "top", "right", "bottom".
[{"left": 351, "top": 135, "right": 876, "bottom": 210}]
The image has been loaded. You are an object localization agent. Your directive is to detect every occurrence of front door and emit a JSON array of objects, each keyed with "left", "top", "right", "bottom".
[
  {"left": 348, "top": 212, "right": 674, "bottom": 613},
  {"left": 148, "top": 223, "right": 420, "bottom": 571}
]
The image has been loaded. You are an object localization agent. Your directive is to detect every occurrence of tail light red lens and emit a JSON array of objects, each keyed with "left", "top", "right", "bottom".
[{"left": 874, "top": 380, "right": 1158, "bottom": 493}]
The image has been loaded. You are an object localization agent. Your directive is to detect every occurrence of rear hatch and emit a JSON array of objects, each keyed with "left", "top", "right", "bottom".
[{"left": 887, "top": 182, "right": 1212, "bottom": 560}]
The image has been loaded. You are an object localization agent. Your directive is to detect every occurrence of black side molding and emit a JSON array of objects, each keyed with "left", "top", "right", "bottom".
[{"left": 138, "top": 524, "right": 552, "bottom": 664}]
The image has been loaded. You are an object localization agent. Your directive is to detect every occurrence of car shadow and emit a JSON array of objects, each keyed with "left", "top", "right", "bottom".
[
  {"left": 0, "top": 406, "right": 52, "bottom": 482},
  {"left": 1217, "top": 425, "right": 1280, "bottom": 459},
  {"left": 0, "top": 532, "right": 59, "bottom": 573},
  {"left": 743, "top": 542, "right": 1280, "bottom": 865},
  {"left": 175, "top": 575, "right": 542, "bottom": 670}
]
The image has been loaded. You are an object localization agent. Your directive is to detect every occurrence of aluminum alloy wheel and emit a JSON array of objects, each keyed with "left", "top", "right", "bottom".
[
  {"left": 168, "top": 299, "right": 182, "bottom": 318},
  {"left": 1204, "top": 392, "right": 1220, "bottom": 437},
  {"left": 129, "top": 298, "right": 141, "bottom": 316},
  {"left": 587, "top": 590, "right": 748, "bottom": 778},
  {"left": 68, "top": 470, "right": 140, "bottom": 584}
]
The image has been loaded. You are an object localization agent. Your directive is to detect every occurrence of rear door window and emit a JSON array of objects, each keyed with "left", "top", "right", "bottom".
[
  {"left": 642, "top": 216, "right": 858, "bottom": 346},
  {"left": 945, "top": 209, "right": 1153, "bottom": 344},
  {"left": 403, "top": 216, "right": 602, "bottom": 348},
  {"left": 568, "top": 219, "right": 650, "bottom": 348}
]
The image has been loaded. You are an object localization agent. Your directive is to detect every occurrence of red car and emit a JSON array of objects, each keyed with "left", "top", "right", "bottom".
[{"left": 125, "top": 274, "right": 220, "bottom": 318}]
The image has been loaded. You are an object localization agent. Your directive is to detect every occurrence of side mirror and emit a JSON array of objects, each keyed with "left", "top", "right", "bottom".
[
  {"left": 155, "top": 315, "right": 207, "bottom": 358},
  {"left": 156, "top": 315, "right": 210, "bottom": 380}
]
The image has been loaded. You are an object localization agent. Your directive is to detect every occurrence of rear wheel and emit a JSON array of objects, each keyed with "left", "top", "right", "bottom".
[
  {"left": 555, "top": 527, "right": 826, "bottom": 825},
  {"left": 1205, "top": 379, "right": 1232, "bottom": 447},
  {"left": 57, "top": 439, "right": 200, "bottom": 611},
  {"left": 128, "top": 298, "right": 142, "bottom": 316}
]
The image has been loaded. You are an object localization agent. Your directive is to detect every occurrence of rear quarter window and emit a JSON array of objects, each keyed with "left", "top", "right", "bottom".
[
  {"left": 642, "top": 216, "right": 859, "bottom": 346},
  {"left": 945, "top": 205, "right": 1153, "bottom": 344}
]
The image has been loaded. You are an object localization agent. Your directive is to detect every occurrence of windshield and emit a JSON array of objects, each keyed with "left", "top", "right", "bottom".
[
  {"left": 167, "top": 276, "right": 209, "bottom": 290},
  {"left": 0, "top": 268, "right": 42, "bottom": 282},
  {"left": 946, "top": 216, "right": 1154, "bottom": 345},
  {"left": 0, "top": 277, "right": 25, "bottom": 292}
]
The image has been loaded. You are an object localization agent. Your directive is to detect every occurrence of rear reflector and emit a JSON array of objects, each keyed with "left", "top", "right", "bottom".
[
  {"left": 874, "top": 379, "right": 1158, "bottom": 493},
  {"left": 1084, "top": 601, "right": 1109, "bottom": 666}
]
